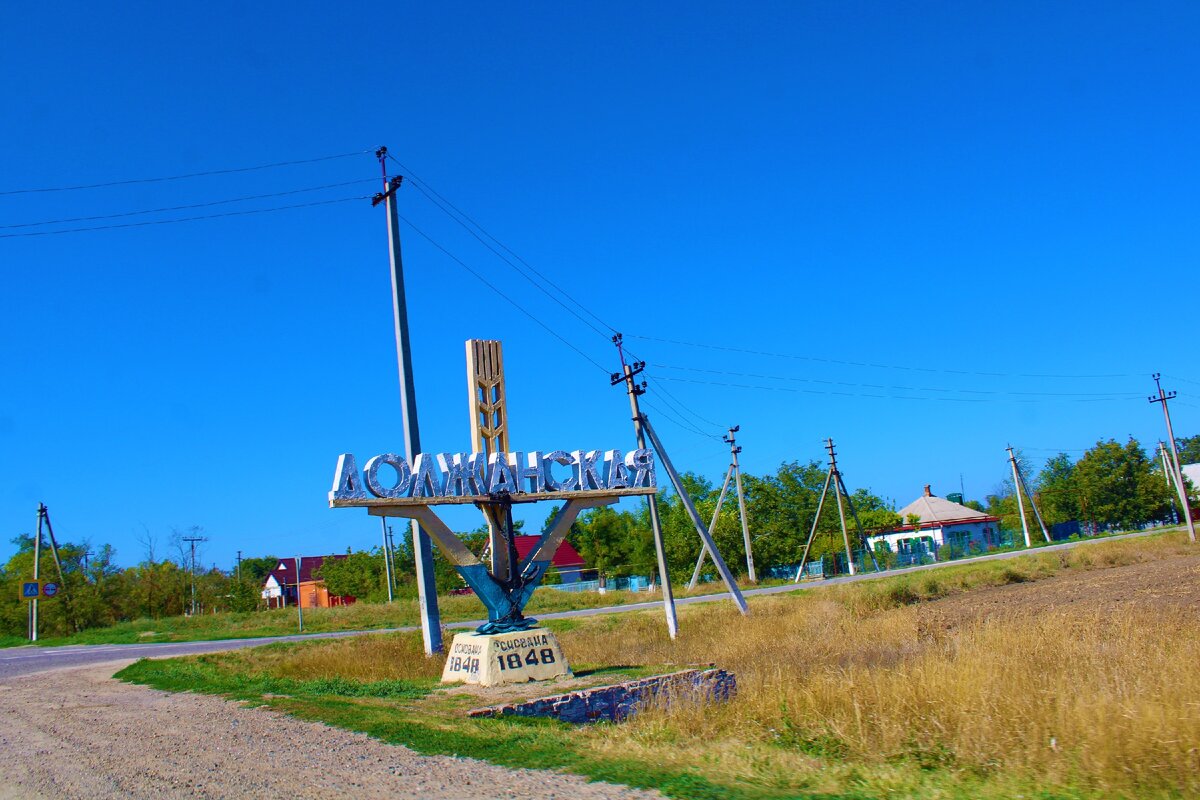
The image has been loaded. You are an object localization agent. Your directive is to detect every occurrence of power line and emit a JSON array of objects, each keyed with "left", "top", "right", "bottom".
[
  {"left": 0, "top": 179, "right": 376, "bottom": 230},
  {"left": 642, "top": 374, "right": 723, "bottom": 434},
  {"left": 652, "top": 374, "right": 1143, "bottom": 404},
  {"left": 402, "top": 177, "right": 613, "bottom": 340},
  {"left": 628, "top": 333, "right": 1140, "bottom": 380},
  {"left": 0, "top": 149, "right": 373, "bottom": 196},
  {"left": 640, "top": 397, "right": 720, "bottom": 440},
  {"left": 395, "top": 212, "right": 611, "bottom": 374},
  {"left": 648, "top": 363, "right": 1144, "bottom": 399},
  {"left": 0, "top": 195, "right": 368, "bottom": 238},
  {"left": 385, "top": 154, "right": 619, "bottom": 336}
]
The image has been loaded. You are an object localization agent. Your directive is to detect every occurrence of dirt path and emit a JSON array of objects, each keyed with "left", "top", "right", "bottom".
[
  {"left": 0, "top": 663, "right": 659, "bottom": 800},
  {"left": 917, "top": 552, "right": 1200, "bottom": 632}
]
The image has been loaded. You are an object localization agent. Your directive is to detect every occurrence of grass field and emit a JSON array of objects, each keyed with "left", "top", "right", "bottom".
[
  {"left": 119, "top": 530, "right": 1200, "bottom": 799},
  {"left": 16, "top": 583, "right": 670, "bottom": 647},
  {"left": 15, "top": 527, "right": 1157, "bottom": 648}
]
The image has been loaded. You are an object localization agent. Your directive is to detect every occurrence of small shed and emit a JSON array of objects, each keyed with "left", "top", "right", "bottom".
[
  {"left": 261, "top": 555, "right": 356, "bottom": 609},
  {"left": 867, "top": 485, "right": 1001, "bottom": 563}
]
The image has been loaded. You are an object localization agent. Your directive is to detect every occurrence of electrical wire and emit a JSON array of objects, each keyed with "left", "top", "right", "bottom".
[
  {"left": 395, "top": 212, "right": 612, "bottom": 374},
  {"left": 627, "top": 334, "right": 1141, "bottom": 380},
  {"left": 386, "top": 154, "right": 619, "bottom": 336},
  {"left": 402, "top": 178, "right": 613, "bottom": 340},
  {"left": 640, "top": 398, "right": 721, "bottom": 440},
  {"left": 642, "top": 374, "right": 724, "bottom": 435},
  {"left": 0, "top": 195, "right": 369, "bottom": 238},
  {"left": 652, "top": 374, "right": 1142, "bottom": 404},
  {"left": 648, "top": 363, "right": 1144, "bottom": 399},
  {"left": 0, "top": 149, "right": 373, "bottom": 196},
  {"left": 0, "top": 179, "right": 377, "bottom": 229}
]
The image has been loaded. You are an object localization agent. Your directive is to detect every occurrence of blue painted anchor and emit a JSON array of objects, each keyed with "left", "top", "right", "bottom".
[{"left": 374, "top": 494, "right": 616, "bottom": 634}]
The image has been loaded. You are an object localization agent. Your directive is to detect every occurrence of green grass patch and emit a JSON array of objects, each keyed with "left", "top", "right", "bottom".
[{"left": 114, "top": 531, "right": 1200, "bottom": 800}]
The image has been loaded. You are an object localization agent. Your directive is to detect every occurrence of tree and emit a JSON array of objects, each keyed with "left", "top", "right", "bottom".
[
  {"left": 315, "top": 551, "right": 387, "bottom": 601},
  {"left": 1176, "top": 435, "right": 1200, "bottom": 466},
  {"left": 1074, "top": 438, "right": 1170, "bottom": 531},
  {"left": 1035, "top": 453, "right": 1080, "bottom": 528}
]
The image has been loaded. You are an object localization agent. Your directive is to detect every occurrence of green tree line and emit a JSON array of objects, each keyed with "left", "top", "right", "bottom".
[{"left": 4, "top": 435, "right": 1194, "bottom": 637}]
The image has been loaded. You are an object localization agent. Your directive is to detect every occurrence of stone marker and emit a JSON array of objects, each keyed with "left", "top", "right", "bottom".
[{"left": 441, "top": 628, "right": 570, "bottom": 686}]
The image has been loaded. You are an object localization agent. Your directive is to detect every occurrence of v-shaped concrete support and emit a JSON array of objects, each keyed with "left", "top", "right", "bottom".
[{"left": 371, "top": 496, "right": 616, "bottom": 633}]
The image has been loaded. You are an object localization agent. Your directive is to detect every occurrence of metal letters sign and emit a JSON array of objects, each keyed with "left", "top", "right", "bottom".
[{"left": 329, "top": 448, "right": 657, "bottom": 507}]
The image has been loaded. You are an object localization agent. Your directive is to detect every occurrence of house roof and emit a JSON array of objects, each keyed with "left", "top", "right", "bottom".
[
  {"left": 265, "top": 554, "right": 346, "bottom": 586},
  {"left": 513, "top": 535, "right": 586, "bottom": 569},
  {"left": 895, "top": 485, "right": 998, "bottom": 528}
]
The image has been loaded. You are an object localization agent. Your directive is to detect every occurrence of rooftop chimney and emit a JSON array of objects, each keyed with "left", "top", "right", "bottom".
[{"left": 923, "top": 484, "right": 932, "bottom": 497}]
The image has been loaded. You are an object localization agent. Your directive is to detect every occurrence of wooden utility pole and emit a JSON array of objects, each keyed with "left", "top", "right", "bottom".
[
  {"left": 1150, "top": 374, "right": 1196, "bottom": 543},
  {"left": 374, "top": 147, "right": 442, "bottom": 652}
]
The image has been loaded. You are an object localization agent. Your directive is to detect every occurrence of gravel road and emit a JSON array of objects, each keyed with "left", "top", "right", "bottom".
[{"left": 0, "top": 663, "right": 660, "bottom": 800}]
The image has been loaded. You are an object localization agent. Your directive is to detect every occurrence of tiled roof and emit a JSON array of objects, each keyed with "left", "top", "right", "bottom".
[
  {"left": 265, "top": 554, "right": 346, "bottom": 586},
  {"left": 513, "top": 535, "right": 586, "bottom": 568}
]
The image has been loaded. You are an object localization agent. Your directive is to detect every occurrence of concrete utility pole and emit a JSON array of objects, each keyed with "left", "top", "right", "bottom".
[
  {"left": 793, "top": 440, "right": 880, "bottom": 582},
  {"left": 381, "top": 517, "right": 394, "bottom": 603},
  {"left": 295, "top": 555, "right": 304, "bottom": 632},
  {"left": 1160, "top": 441, "right": 1180, "bottom": 525},
  {"left": 1150, "top": 374, "right": 1196, "bottom": 543},
  {"left": 183, "top": 535, "right": 207, "bottom": 615},
  {"left": 375, "top": 147, "right": 442, "bottom": 653},
  {"left": 30, "top": 507, "right": 41, "bottom": 642},
  {"left": 236, "top": 550, "right": 242, "bottom": 582},
  {"left": 611, "top": 335, "right": 677, "bottom": 639},
  {"left": 689, "top": 426, "right": 756, "bottom": 588},
  {"left": 1007, "top": 446, "right": 1033, "bottom": 547}
]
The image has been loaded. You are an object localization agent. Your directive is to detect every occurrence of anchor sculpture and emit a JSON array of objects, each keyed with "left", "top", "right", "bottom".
[{"left": 330, "top": 340, "right": 656, "bottom": 683}]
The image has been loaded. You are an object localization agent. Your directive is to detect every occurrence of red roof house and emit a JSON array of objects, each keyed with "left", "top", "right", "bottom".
[{"left": 261, "top": 555, "right": 356, "bottom": 609}]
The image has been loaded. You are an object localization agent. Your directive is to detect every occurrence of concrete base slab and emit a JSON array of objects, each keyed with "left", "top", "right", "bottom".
[{"left": 441, "top": 629, "right": 570, "bottom": 687}]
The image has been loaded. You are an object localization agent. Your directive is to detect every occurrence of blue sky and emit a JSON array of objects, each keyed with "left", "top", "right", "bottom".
[{"left": 2, "top": 2, "right": 1197, "bottom": 570}]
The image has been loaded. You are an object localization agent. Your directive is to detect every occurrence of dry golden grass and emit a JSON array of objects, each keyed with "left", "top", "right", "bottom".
[
  {"left": 163, "top": 530, "right": 1200, "bottom": 798},
  {"left": 554, "top": 541, "right": 1200, "bottom": 797}
]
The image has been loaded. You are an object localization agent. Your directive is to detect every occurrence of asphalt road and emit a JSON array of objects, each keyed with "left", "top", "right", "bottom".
[{"left": 0, "top": 527, "right": 1164, "bottom": 680}]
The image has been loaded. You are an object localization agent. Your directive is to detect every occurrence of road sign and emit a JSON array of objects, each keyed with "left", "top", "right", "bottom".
[
  {"left": 42, "top": 582, "right": 59, "bottom": 598},
  {"left": 21, "top": 581, "right": 40, "bottom": 599}
]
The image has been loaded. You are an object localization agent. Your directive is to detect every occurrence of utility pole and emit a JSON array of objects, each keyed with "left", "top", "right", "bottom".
[
  {"left": 793, "top": 440, "right": 880, "bottom": 582},
  {"left": 611, "top": 334, "right": 677, "bottom": 639},
  {"left": 374, "top": 147, "right": 442, "bottom": 653},
  {"left": 30, "top": 507, "right": 41, "bottom": 642},
  {"left": 183, "top": 534, "right": 207, "bottom": 615},
  {"left": 1007, "top": 446, "right": 1033, "bottom": 547},
  {"left": 295, "top": 555, "right": 304, "bottom": 632},
  {"left": 1007, "top": 446, "right": 1050, "bottom": 544},
  {"left": 381, "top": 517, "right": 394, "bottom": 603},
  {"left": 236, "top": 550, "right": 243, "bottom": 583},
  {"left": 1150, "top": 374, "right": 1196, "bottom": 543},
  {"left": 689, "top": 425, "right": 756, "bottom": 587},
  {"left": 730, "top": 427, "right": 755, "bottom": 583},
  {"left": 1160, "top": 441, "right": 1180, "bottom": 525}
]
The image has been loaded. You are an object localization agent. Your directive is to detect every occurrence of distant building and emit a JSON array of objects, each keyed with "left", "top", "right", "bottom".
[
  {"left": 1182, "top": 463, "right": 1200, "bottom": 489},
  {"left": 513, "top": 536, "right": 586, "bottom": 583},
  {"left": 261, "top": 555, "right": 356, "bottom": 609},
  {"left": 867, "top": 485, "right": 1001, "bottom": 563}
]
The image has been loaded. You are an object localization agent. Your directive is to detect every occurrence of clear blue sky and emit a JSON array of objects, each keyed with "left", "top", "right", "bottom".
[{"left": 2, "top": 1, "right": 1197, "bottom": 570}]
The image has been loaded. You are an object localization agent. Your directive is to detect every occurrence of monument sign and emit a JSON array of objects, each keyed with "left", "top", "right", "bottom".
[{"left": 330, "top": 340, "right": 656, "bottom": 685}]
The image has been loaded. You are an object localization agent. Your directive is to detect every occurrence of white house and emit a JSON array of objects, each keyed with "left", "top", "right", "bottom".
[{"left": 867, "top": 485, "right": 1002, "bottom": 563}]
